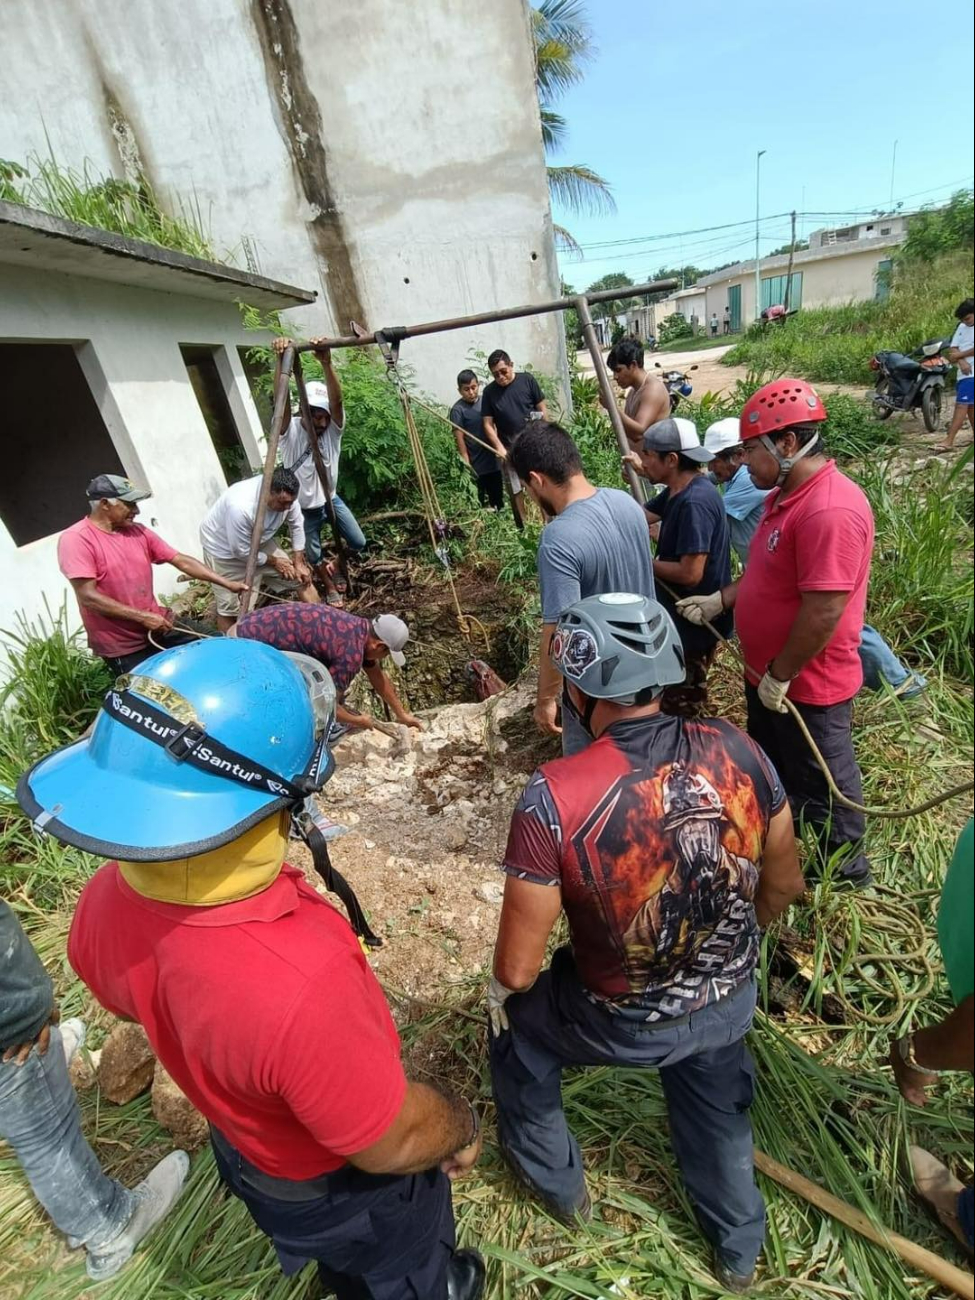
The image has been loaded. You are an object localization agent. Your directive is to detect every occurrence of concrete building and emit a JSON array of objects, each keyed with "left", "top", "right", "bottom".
[
  {"left": 0, "top": 0, "right": 562, "bottom": 404},
  {"left": 623, "top": 216, "right": 911, "bottom": 341},
  {"left": 0, "top": 200, "right": 314, "bottom": 644}
]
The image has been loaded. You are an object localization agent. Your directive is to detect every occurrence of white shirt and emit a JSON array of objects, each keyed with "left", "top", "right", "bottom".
[
  {"left": 950, "top": 321, "right": 974, "bottom": 376},
  {"left": 199, "top": 476, "right": 305, "bottom": 566},
  {"left": 279, "top": 413, "right": 347, "bottom": 510}
]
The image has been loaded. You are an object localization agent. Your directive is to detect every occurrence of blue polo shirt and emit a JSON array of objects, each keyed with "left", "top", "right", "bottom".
[{"left": 722, "top": 464, "right": 770, "bottom": 567}]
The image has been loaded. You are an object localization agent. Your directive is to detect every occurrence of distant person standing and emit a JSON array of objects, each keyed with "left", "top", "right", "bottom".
[
  {"left": 710, "top": 312, "right": 719, "bottom": 337},
  {"left": 723, "top": 305, "right": 732, "bottom": 335},
  {"left": 938, "top": 297, "right": 975, "bottom": 452},
  {"left": 507, "top": 422, "right": 656, "bottom": 757},
  {"left": 481, "top": 350, "right": 547, "bottom": 528},
  {"left": 450, "top": 370, "right": 503, "bottom": 510},
  {"left": 605, "top": 338, "right": 671, "bottom": 452}
]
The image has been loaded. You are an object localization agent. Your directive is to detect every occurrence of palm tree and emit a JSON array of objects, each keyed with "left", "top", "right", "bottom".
[{"left": 532, "top": 0, "right": 615, "bottom": 253}]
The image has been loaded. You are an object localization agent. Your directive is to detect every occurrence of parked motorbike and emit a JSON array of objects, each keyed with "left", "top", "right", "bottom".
[
  {"left": 654, "top": 362, "right": 697, "bottom": 410},
  {"left": 869, "top": 339, "right": 950, "bottom": 433}
]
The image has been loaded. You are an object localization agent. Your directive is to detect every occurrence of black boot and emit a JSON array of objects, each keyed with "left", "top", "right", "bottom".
[{"left": 446, "top": 1249, "right": 485, "bottom": 1300}]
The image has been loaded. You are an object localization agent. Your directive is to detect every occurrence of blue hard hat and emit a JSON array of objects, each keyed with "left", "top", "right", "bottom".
[{"left": 16, "top": 638, "right": 334, "bottom": 861}]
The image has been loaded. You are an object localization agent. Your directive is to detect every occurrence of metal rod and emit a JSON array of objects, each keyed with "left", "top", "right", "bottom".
[
  {"left": 241, "top": 345, "right": 296, "bottom": 615},
  {"left": 575, "top": 294, "right": 643, "bottom": 503},
  {"left": 295, "top": 278, "right": 679, "bottom": 352},
  {"left": 292, "top": 354, "right": 348, "bottom": 582}
]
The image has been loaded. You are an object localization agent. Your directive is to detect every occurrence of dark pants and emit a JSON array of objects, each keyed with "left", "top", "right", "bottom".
[
  {"left": 490, "top": 949, "right": 765, "bottom": 1276},
  {"left": 475, "top": 470, "right": 504, "bottom": 511},
  {"left": 101, "top": 628, "right": 195, "bottom": 678},
  {"left": 661, "top": 645, "right": 717, "bottom": 719},
  {"left": 210, "top": 1128, "right": 455, "bottom": 1299},
  {"left": 745, "top": 684, "right": 870, "bottom": 883}
]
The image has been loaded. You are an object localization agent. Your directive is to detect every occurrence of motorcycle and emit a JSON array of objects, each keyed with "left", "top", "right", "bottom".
[
  {"left": 869, "top": 339, "right": 950, "bottom": 433},
  {"left": 654, "top": 362, "right": 698, "bottom": 410}
]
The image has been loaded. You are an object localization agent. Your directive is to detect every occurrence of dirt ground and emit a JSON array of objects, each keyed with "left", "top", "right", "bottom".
[
  {"left": 576, "top": 341, "right": 748, "bottom": 397},
  {"left": 289, "top": 678, "right": 559, "bottom": 1003}
]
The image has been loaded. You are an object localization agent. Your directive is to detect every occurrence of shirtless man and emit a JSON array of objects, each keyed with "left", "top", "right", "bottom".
[{"left": 604, "top": 339, "right": 671, "bottom": 451}]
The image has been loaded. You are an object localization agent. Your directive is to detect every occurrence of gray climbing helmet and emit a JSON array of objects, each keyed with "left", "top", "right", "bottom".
[{"left": 551, "top": 593, "right": 686, "bottom": 705}]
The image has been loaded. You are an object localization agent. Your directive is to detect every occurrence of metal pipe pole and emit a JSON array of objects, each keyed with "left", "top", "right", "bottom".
[
  {"left": 754, "top": 150, "right": 766, "bottom": 321},
  {"left": 575, "top": 294, "right": 643, "bottom": 503},
  {"left": 295, "top": 278, "right": 679, "bottom": 353},
  {"left": 240, "top": 345, "right": 295, "bottom": 615}
]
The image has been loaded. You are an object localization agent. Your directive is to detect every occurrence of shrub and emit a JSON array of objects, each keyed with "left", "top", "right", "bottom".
[{"left": 658, "top": 313, "right": 693, "bottom": 346}]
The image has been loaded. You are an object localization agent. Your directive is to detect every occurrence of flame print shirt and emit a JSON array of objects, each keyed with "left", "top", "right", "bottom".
[{"left": 503, "top": 713, "right": 786, "bottom": 1019}]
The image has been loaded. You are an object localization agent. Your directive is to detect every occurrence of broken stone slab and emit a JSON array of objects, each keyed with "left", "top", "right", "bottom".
[
  {"left": 151, "top": 1062, "right": 209, "bottom": 1151},
  {"left": 97, "top": 1023, "right": 156, "bottom": 1104},
  {"left": 475, "top": 881, "right": 505, "bottom": 905}
]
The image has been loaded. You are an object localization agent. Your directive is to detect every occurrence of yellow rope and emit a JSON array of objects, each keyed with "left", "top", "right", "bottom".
[{"left": 385, "top": 370, "right": 487, "bottom": 648}]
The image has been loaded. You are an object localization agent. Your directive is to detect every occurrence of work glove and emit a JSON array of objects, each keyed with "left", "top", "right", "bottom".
[
  {"left": 757, "top": 668, "right": 791, "bottom": 713},
  {"left": 675, "top": 591, "right": 724, "bottom": 626},
  {"left": 487, "top": 975, "right": 519, "bottom": 1037}
]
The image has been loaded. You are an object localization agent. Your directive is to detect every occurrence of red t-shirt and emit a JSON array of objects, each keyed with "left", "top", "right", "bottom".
[
  {"left": 68, "top": 864, "right": 406, "bottom": 1180},
  {"left": 57, "top": 518, "right": 178, "bottom": 656},
  {"left": 503, "top": 714, "right": 785, "bottom": 1019},
  {"left": 735, "top": 462, "right": 874, "bottom": 705}
]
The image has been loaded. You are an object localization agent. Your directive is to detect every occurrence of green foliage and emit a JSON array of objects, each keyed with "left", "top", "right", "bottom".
[
  {"left": 768, "top": 239, "right": 808, "bottom": 256},
  {"left": 648, "top": 264, "right": 705, "bottom": 298},
  {"left": 1, "top": 152, "right": 216, "bottom": 259},
  {"left": 901, "top": 189, "right": 974, "bottom": 262},
  {"left": 0, "top": 604, "right": 110, "bottom": 782},
  {"left": 585, "top": 271, "right": 637, "bottom": 320},
  {"left": 723, "top": 251, "right": 972, "bottom": 384},
  {"left": 658, "top": 312, "right": 694, "bottom": 345},
  {"left": 857, "top": 449, "right": 974, "bottom": 678}
]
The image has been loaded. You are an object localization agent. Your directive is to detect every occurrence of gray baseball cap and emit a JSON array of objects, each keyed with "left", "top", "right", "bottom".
[
  {"left": 372, "top": 614, "right": 410, "bottom": 667},
  {"left": 86, "top": 473, "right": 151, "bottom": 502},
  {"left": 642, "top": 417, "right": 712, "bottom": 464}
]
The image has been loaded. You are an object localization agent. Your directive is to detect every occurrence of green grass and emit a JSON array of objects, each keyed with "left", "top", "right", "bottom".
[
  {"left": 1, "top": 152, "right": 217, "bottom": 260},
  {"left": 722, "top": 251, "right": 973, "bottom": 385}
]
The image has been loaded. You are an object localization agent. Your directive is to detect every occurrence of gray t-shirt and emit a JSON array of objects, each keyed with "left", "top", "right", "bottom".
[{"left": 537, "top": 488, "right": 655, "bottom": 622}]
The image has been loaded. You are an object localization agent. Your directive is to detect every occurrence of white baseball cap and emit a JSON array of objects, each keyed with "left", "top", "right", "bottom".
[
  {"left": 372, "top": 614, "right": 410, "bottom": 667},
  {"left": 703, "top": 418, "right": 742, "bottom": 456},
  {"left": 305, "top": 381, "right": 331, "bottom": 412}
]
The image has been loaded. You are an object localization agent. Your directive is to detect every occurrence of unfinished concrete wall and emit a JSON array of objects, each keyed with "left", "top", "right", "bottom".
[{"left": 0, "top": 0, "right": 563, "bottom": 402}]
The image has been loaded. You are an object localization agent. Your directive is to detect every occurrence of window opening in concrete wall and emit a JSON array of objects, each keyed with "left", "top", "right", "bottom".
[
  {"left": 0, "top": 342, "right": 126, "bottom": 547},
  {"left": 237, "top": 346, "right": 273, "bottom": 437},
  {"left": 180, "top": 345, "right": 249, "bottom": 484}
]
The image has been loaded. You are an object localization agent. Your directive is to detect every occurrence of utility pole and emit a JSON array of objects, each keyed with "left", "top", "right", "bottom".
[
  {"left": 783, "top": 210, "right": 797, "bottom": 313},
  {"left": 889, "top": 139, "right": 898, "bottom": 209},
  {"left": 754, "top": 150, "right": 766, "bottom": 320}
]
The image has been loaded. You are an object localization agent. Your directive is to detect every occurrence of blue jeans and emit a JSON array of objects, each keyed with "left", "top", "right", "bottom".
[
  {"left": 490, "top": 948, "right": 765, "bottom": 1276},
  {"left": 0, "top": 1026, "right": 134, "bottom": 1251},
  {"left": 960, "top": 1184, "right": 974, "bottom": 1248},
  {"left": 303, "top": 497, "right": 366, "bottom": 566},
  {"left": 858, "top": 625, "right": 927, "bottom": 697}
]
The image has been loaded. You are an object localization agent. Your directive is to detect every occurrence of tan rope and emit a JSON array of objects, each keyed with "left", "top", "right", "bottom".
[{"left": 656, "top": 578, "right": 974, "bottom": 819}]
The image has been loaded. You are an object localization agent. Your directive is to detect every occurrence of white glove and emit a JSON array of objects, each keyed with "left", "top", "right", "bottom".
[
  {"left": 757, "top": 669, "right": 790, "bottom": 713},
  {"left": 487, "top": 975, "right": 518, "bottom": 1037},
  {"left": 675, "top": 591, "right": 724, "bottom": 626}
]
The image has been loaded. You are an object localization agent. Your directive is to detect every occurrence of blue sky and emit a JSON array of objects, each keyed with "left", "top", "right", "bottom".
[{"left": 553, "top": 0, "right": 973, "bottom": 289}]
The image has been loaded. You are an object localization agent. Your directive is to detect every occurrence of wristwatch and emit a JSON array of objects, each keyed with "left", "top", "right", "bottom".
[
  {"left": 896, "top": 1033, "right": 940, "bottom": 1076},
  {"left": 461, "top": 1099, "right": 481, "bottom": 1149}
]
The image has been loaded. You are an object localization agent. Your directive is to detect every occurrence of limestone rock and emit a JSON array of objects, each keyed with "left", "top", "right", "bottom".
[
  {"left": 475, "top": 881, "right": 504, "bottom": 905},
  {"left": 151, "top": 1062, "right": 209, "bottom": 1151},
  {"left": 68, "top": 1048, "right": 98, "bottom": 1091},
  {"left": 444, "top": 824, "right": 468, "bottom": 851},
  {"left": 97, "top": 1023, "right": 155, "bottom": 1104}
]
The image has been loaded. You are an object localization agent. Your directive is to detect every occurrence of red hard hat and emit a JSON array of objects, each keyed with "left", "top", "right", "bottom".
[{"left": 739, "top": 378, "right": 827, "bottom": 440}]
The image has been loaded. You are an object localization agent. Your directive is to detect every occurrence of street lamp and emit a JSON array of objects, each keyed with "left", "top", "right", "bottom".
[{"left": 754, "top": 150, "right": 766, "bottom": 320}]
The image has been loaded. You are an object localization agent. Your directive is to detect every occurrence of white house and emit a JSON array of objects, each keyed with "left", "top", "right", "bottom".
[{"left": 0, "top": 200, "right": 315, "bottom": 646}]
